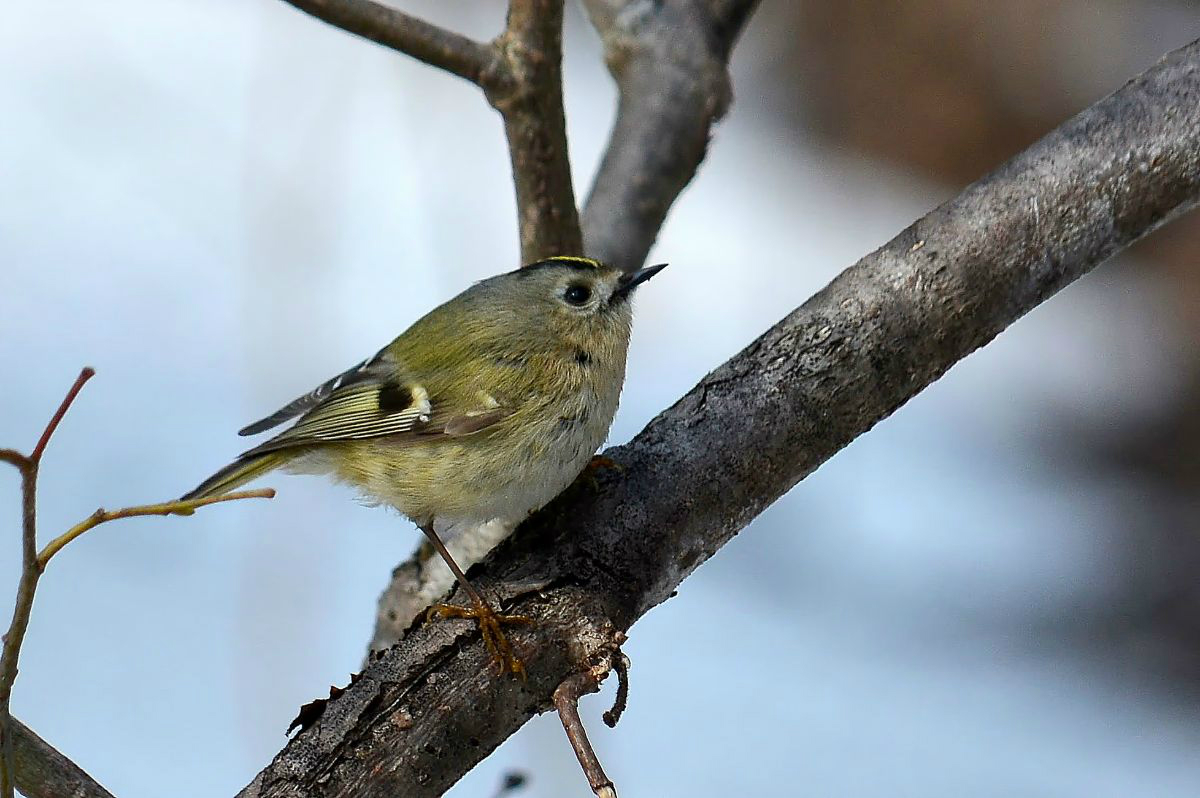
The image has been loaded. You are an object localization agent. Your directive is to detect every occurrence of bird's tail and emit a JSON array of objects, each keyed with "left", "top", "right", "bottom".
[{"left": 181, "top": 452, "right": 289, "bottom": 501}]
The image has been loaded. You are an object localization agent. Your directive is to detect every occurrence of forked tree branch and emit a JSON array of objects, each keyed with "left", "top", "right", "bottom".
[
  {"left": 279, "top": 0, "right": 581, "bottom": 262},
  {"left": 240, "top": 36, "right": 1200, "bottom": 798},
  {"left": 0, "top": 367, "right": 94, "bottom": 798},
  {"left": 1, "top": 371, "right": 274, "bottom": 798}
]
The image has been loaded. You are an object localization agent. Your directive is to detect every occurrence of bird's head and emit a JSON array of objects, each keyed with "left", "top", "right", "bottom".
[{"left": 479, "top": 256, "right": 667, "bottom": 356}]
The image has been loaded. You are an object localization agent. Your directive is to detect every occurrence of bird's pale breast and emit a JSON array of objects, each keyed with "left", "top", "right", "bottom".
[{"left": 316, "top": 346, "right": 625, "bottom": 529}]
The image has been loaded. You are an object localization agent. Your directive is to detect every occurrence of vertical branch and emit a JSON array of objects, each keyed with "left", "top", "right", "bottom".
[
  {"left": 582, "top": 0, "right": 760, "bottom": 268},
  {"left": 493, "top": 0, "right": 584, "bottom": 262},
  {"left": 0, "top": 451, "right": 31, "bottom": 798},
  {"left": 0, "top": 367, "right": 93, "bottom": 798}
]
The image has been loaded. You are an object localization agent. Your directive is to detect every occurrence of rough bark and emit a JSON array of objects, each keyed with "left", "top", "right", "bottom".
[
  {"left": 11, "top": 718, "right": 115, "bottom": 798},
  {"left": 240, "top": 36, "right": 1200, "bottom": 798}
]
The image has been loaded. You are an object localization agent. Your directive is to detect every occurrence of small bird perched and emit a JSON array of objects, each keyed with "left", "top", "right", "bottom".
[{"left": 183, "top": 256, "right": 666, "bottom": 674}]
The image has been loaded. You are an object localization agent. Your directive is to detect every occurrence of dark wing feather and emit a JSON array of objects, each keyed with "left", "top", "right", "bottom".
[
  {"left": 238, "top": 350, "right": 387, "bottom": 436},
  {"left": 239, "top": 383, "right": 428, "bottom": 458},
  {"left": 235, "top": 349, "right": 512, "bottom": 459}
]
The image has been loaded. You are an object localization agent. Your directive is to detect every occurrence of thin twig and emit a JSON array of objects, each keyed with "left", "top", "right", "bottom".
[
  {"left": 30, "top": 367, "right": 94, "bottom": 463},
  {"left": 602, "top": 652, "right": 629, "bottom": 728},
  {"left": 553, "top": 673, "right": 616, "bottom": 798},
  {"left": 0, "top": 458, "right": 35, "bottom": 798},
  {"left": 279, "top": 0, "right": 505, "bottom": 88},
  {"left": 37, "top": 489, "right": 276, "bottom": 570},
  {"left": 0, "top": 369, "right": 274, "bottom": 798},
  {"left": 0, "top": 453, "right": 27, "bottom": 470}
]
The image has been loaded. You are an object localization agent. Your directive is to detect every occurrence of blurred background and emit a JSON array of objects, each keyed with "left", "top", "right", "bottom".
[{"left": 3, "top": 1, "right": 1200, "bottom": 796}]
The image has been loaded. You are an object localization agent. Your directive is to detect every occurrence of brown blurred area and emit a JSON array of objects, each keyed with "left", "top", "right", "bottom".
[{"left": 756, "top": 0, "right": 1200, "bottom": 679}]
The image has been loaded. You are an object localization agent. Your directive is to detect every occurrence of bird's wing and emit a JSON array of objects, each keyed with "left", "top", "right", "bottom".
[
  {"left": 238, "top": 351, "right": 387, "bottom": 436},
  {"left": 237, "top": 349, "right": 512, "bottom": 458}
]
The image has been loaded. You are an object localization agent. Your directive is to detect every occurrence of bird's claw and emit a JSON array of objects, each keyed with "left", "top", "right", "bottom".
[
  {"left": 578, "top": 455, "right": 624, "bottom": 491},
  {"left": 427, "top": 599, "right": 532, "bottom": 678}
]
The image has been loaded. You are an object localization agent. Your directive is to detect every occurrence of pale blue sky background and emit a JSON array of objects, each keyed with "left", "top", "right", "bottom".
[{"left": 3, "top": 2, "right": 1199, "bottom": 797}]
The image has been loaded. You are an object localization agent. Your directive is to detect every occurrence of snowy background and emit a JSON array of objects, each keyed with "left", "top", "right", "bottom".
[{"left": 3, "top": 2, "right": 1199, "bottom": 797}]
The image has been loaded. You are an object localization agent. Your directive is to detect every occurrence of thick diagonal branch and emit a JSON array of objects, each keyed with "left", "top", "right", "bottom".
[
  {"left": 242, "top": 36, "right": 1200, "bottom": 798},
  {"left": 10, "top": 718, "right": 114, "bottom": 798}
]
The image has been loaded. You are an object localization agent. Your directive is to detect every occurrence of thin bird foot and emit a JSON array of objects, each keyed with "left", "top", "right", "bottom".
[
  {"left": 578, "top": 455, "right": 624, "bottom": 491},
  {"left": 587, "top": 455, "right": 623, "bottom": 474},
  {"left": 427, "top": 596, "right": 532, "bottom": 677}
]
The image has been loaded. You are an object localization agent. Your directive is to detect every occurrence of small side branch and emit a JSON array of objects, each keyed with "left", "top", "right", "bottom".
[
  {"left": 554, "top": 673, "right": 616, "bottom": 798},
  {"left": 37, "top": 489, "right": 275, "bottom": 569},
  {"left": 30, "top": 367, "right": 94, "bottom": 463},
  {"left": 601, "top": 652, "right": 629, "bottom": 728},
  {"left": 0, "top": 369, "right": 274, "bottom": 798},
  {"left": 279, "top": 0, "right": 504, "bottom": 87}
]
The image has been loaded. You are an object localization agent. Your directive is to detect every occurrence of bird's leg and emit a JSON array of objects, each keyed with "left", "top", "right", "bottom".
[
  {"left": 419, "top": 523, "right": 531, "bottom": 677},
  {"left": 586, "top": 454, "right": 622, "bottom": 474},
  {"left": 578, "top": 454, "right": 624, "bottom": 491}
]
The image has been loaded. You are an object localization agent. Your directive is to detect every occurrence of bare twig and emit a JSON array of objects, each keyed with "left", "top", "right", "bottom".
[
  {"left": 10, "top": 716, "right": 115, "bottom": 798},
  {"left": 244, "top": 37, "right": 1200, "bottom": 798},
  {"left": 0, "top": 367, "right": 93, "bottom": 798},
  {"left": 37, "top": 489, "right": 276, "bottom": 569},
  {"left": 602, "top": 652, "right": 629, "bottom": 728},
  {"left": 30, "top": 368, "right": 95, "bottom": 463},
  {"left": 0, "top": 370, "right": 274, "bottom": 798},
  {"left": 279, "top": 0, "right": 505, "bottom": 88},
  {"left": 554, "top": 673, "right": 616, "bottom": 798},
  {"left": 582, "top": 0, "right": 760, "bottom": 268}
]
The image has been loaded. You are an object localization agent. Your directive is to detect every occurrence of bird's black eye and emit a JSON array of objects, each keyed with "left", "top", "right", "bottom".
[{"left": 563, "top": 283, "right": 592, "bottom": 306}]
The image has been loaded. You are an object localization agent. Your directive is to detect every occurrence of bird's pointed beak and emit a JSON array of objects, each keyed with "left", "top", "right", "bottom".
[{"left": 613, "top": 262, "right": 668, "bottom": 300}]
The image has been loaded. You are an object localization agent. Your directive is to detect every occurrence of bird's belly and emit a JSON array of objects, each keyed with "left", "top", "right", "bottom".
[{"left": 336, "top": 385, "right": 618, "bottom": 526}]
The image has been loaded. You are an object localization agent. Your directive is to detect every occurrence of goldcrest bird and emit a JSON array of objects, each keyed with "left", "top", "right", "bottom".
[{"left": 183, "top": 256, "right": 666, "bottom": 674}]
